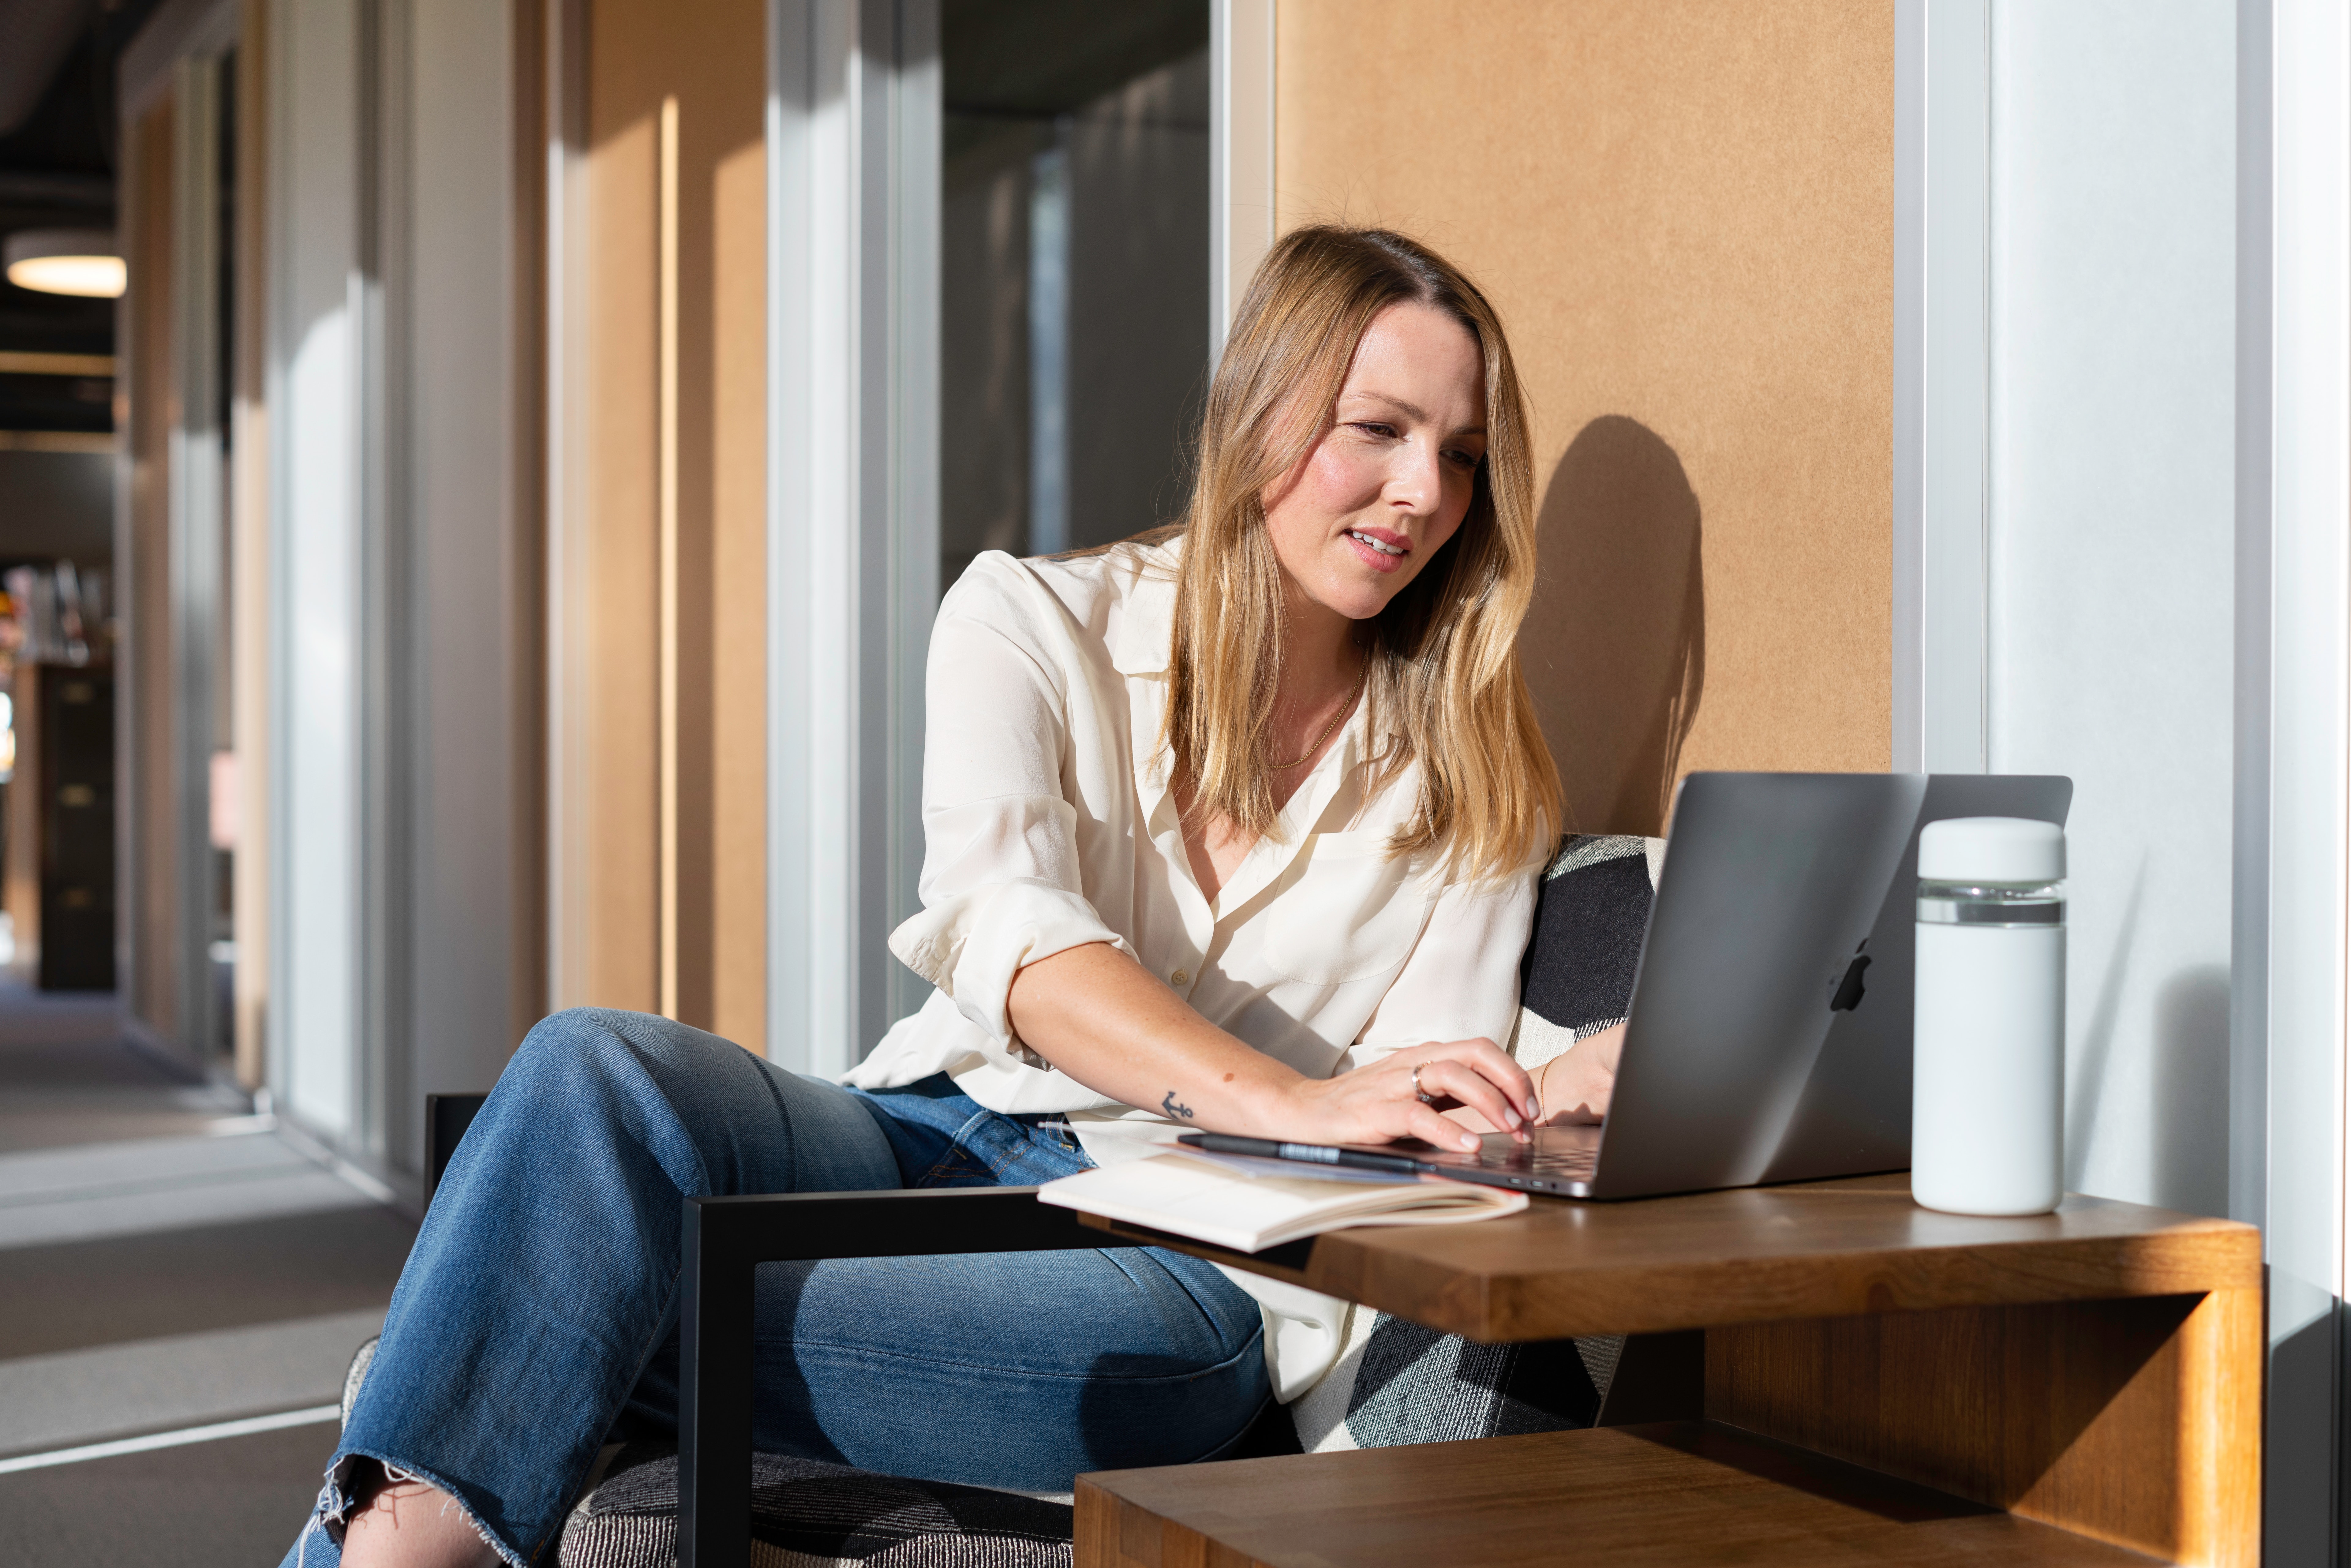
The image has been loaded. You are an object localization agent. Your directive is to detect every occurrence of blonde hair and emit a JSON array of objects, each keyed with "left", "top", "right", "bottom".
[{"left": 1160, "top": 225, "right": 1561, "bottom": 881}]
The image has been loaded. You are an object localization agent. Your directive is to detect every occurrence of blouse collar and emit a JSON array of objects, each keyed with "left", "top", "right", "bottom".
[{"left": 1111, "top": 538, "right": 1182, "bottom": 678}]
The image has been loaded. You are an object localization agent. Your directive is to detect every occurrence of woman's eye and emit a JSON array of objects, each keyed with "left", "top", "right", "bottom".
[
  {"left": 1443, "top": 448, "right": 1482, "bottom": 470},
  {"left": 1351, "top": 422, "right": 1399, "bottom": 440}
]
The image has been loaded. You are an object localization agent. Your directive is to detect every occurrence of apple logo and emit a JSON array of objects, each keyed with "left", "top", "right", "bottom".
[{"left": 1828, "top": 941, "right": 1871, "bottom": 1012}]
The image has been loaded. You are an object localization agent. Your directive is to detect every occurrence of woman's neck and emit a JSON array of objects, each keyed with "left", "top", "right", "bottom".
[{"left": 1276, "top": 587, "right": 1363, "bottom": 709}]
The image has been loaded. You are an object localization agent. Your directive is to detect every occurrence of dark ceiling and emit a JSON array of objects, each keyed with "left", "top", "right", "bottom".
[
  {"left": 0, "top": 0, "right": 167, "bottom": 433},
  {"left": 943, "top": 0, "right": 1206, "bottom": 120}
]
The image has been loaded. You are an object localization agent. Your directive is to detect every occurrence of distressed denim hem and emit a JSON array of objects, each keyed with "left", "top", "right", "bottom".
[{"left": 296, "top": 1449, "right": 530, "bottom": 1568}]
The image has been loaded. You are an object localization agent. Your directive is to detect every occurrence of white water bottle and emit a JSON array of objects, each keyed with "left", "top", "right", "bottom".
[{"left": 1911, "top": 816, "right": 2066, "bottom": 1216}]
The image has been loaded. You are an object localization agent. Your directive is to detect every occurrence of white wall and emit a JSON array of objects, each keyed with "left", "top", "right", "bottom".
[
  {"left": 1980, "top": 0, "right": 2237, "bottom": 1217},
  {"left": 268, "top": 0, "right": 534, "bottom": 1180}
]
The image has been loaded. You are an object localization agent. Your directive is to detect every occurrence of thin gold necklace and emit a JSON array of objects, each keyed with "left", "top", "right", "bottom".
[{"left": 1271, "top": 658, "right": 1368, "bottom": 770}]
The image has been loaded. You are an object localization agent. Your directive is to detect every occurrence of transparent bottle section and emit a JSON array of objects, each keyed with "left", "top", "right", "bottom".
[{"left": 1916, "top": 878, "right": 2065, "bottom": 927}]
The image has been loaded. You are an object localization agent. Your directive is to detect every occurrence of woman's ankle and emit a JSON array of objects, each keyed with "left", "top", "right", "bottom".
[{"left": 339, "top": 1460, "right": 503, "bottom": 1568}]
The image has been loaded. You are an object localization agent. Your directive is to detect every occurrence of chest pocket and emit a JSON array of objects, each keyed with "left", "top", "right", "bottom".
[{"left": 1258, "top": 829, "right": 1436, "bottom": 984}]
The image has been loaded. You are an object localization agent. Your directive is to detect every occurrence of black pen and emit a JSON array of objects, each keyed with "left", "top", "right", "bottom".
[{"left": 1177, "top": 1132, "right": 1423, "bottom": 1174}]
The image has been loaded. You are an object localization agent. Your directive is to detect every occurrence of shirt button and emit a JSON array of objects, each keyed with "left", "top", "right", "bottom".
[{"left": 1171, "top": 968, "right": 1190, "bottom": 987}]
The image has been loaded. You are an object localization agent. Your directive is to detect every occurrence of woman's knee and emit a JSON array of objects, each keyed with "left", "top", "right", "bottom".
[
  {"left": 493, "top": 1008, "right": 894, "bottom": 1197},
  {"left": 503, "top": 1007, "right": 730, "bottom": 1097}
]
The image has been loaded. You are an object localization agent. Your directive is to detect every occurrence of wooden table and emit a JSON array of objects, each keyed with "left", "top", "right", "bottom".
[{"left": 1073, "top": 1173, "right": 2261, "bottom": 1567}]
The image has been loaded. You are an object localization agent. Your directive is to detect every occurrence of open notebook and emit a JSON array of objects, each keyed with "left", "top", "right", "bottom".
[{"left": 1037, "top": 1150, "right": 1527, "bottom": 1253}]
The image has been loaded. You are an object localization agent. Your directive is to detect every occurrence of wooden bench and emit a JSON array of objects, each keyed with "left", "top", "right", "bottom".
[{"left": 1073, "top": 1172, "right": 2260, "bottom": 1567}]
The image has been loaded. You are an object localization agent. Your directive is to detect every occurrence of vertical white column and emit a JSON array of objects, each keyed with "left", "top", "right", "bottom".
[
  {"left": 2256, "top": 0, "right": 2351, "bottom": 1557},
  {"left": 766, "top": 0, "right": 814, "bottom": 1071},
  {"left": 268, "top": 0, "right": 366, "bottom": 1139},
  {"left": 772, "top": 0, "right": 858, "bottom": 1077},
  {"left": 405, "top": 0, "right": 526, "bottom": 1171},
  {"left": 2231, "top": 0, "right": 2272, "bottom": 1245},
  {"left": 1893, "top": 0, "right": 1991, "bottom": 776},
  {"left": 1208, "top": 0, "right": 1273, "bottom": 360},
  {"left": 266, "top": 0, "right": 530, "bottom": 1178},
  {"left": 887, "top": 0, "right": 940, "bottom": 1034},
  {"left": 767, "top": 0, "right": 937, "bottom": 1075}
]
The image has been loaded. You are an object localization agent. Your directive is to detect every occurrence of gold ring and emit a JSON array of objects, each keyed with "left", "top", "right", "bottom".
[{"left": 1412, "top": 1061, "right": 1435, "bottom": 1105}]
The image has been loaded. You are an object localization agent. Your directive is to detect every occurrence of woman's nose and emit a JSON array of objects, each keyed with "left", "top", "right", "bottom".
[{"left": 1387, "top": 440, "right": 1444, "bottom": 513}]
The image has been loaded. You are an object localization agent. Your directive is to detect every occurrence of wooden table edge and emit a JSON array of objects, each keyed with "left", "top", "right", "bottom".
[{"left": 1077, "top": 1198, "right": 2262, "bottom": 1343}]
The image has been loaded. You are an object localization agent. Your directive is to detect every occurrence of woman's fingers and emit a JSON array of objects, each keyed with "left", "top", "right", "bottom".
[
  {"left": 1424, "top": 1037, "right": 1541, "bottom": 1122},
  {"left": 1452, "top": 1036, "right": 1542, "bottom": 1121},
  {"left": 1290, "top": 1037, "right": 1543, "bottom": 1149},
  {"left": 1411, "top": 1055, "right": 1528, "bottom": 1142},
  {"left": 1406, "top": 1099, "right": 1484, "bottom": 1151}
]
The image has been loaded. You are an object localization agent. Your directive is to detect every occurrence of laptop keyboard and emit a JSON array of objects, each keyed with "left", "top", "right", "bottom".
[
  {"left": 1447, "top": 1141, "right": 1597, "bottom": 1178},
  {"left": 1501, "top": 1147, "right": 1598, "bottom": 1176},
  {"left": 1407, "top": 1132, "right": 1600, "bottom": 1183}
]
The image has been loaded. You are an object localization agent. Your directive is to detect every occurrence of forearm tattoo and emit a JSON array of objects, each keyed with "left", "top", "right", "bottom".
[{"left": 1160, "top": 1090, "right": 1195, "bottom": 1120}]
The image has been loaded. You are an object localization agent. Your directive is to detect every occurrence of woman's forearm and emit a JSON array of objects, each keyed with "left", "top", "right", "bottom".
[
  {"left": 1005, "top": 942, "right": 1307, "bottom": 1136},
  {"left": 1005, "top": 941, "right": 1538, "bottom": 1149}
]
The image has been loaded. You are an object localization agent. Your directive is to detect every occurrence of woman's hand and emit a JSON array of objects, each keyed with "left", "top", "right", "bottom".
[
  {"left": 1279, "top": 1037, "right": 1539, "bottom": 1153},
  {"left": 1536, "top": 1022, "right": 1623, "bottom": 1124},
  {"left": 1441, "top": 1022, "right": 1624, "bottom": 1136}
]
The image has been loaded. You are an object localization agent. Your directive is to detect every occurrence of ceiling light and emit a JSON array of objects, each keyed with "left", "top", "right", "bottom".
[{"left": 3, "top": 230, "right": 124, "bottom": 299}]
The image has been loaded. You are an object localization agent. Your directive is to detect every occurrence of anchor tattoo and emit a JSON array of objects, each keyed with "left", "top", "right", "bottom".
[{"left": 1160, "top": 1090, "right": 1195, "bottom": 1120}]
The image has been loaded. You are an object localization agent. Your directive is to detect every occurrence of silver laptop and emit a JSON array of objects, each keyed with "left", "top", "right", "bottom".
[{"left": 1204, "top": 771, "right": 2072, "bottom": 1201}]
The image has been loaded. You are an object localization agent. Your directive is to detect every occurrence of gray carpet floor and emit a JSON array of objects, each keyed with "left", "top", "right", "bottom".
[
  {"left": 0, "top": 984, "right": 417, "bottom": 1566},
  {"left": 0, "top": 1420, "right": 342, "bottom": 1568},
  {"left": 0, "top": 985, "right": 241, "bottom": 1154}
]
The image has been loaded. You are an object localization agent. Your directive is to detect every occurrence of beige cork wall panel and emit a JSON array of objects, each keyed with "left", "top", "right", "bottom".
[
  {"left": 1276, "top": 0, "right": 1895, "bottom": 836},
  {"left": 558, "top": 0, "right": 767, "bottom": 1048}
]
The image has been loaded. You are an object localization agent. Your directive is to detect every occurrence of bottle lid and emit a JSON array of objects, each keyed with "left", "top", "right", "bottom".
[{"left": 1918, "top": 816, "right": 2065, "bottom": 882}]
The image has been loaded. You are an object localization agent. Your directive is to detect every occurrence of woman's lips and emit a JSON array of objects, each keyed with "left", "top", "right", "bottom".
[{"left": 1342, "top": 528, "right": 1409, "bottom": 574}]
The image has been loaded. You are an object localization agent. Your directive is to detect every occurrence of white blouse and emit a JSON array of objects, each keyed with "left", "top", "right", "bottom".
[{"left": 846, "top": 539, "right": 1537, "bottom": 1397}]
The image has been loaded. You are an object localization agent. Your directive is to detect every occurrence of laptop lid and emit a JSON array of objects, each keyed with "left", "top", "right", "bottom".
[
  {"left": 1581, "top": 772, "right": 1928, "bottom": 1200},
  {"left": 1755, "top": 773, "right": 2073, "bottom": 1184}
]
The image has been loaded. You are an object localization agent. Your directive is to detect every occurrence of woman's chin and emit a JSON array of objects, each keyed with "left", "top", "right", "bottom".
[
  {"left": 1307, "top": 592, "right": 1393, "bottom": 623},
  {"left": 1302, "top": 567, "right": 1407, "bottom": 623}
]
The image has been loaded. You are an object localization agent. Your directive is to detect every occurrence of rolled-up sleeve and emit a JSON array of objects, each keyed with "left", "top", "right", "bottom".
[
  {"left": 886, "top": 599, "right": 1131, "bottom": 1051},
  {"left": 1343, "top": 866, "right": 1536, "bottom": 1072}
]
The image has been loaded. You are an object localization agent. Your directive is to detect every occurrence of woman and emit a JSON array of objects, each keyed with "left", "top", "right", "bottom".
[{"left": 296, "top": 225, "right": 1621, "bottom": 1568}]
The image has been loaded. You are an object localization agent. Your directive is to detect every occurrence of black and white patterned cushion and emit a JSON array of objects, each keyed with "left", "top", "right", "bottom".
[{"left": 1514, "top": 833, "right": 1662, "bottom": 1068}]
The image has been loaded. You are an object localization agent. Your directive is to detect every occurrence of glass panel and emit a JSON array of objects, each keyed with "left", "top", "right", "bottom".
[{"left": 939, "top": 0, "right": 1209, "bottom": 589}]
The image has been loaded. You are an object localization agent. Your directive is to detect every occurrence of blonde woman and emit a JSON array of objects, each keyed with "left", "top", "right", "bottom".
[{"left": 298, "top": 226, "right": 1620, "bottom": 1568}]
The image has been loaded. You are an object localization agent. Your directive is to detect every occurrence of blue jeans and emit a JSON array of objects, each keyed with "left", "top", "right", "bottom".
[{"left": 283, "top": 1008, "right": 1268, "bottom": 1567}]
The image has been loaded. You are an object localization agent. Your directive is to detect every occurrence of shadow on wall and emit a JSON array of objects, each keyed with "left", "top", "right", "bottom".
[
  {"left": 2066, "top": 851, "right": 2145, "bottom": 1195},
  {"left": 2150, "top": 962, "right": 2229, "bottom": 1216},
  {"left": 1518, "top": 417, "right": 1706, "bottom": 838}
]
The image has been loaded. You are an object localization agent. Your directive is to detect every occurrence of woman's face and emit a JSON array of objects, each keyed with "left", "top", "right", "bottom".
[{"left": 1260, "top": 300, "right": 1488, "bottom": 624}]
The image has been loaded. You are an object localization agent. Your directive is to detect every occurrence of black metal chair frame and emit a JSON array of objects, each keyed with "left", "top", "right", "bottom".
[{"left": 424, "top": 1093, "right": 1146, "bottom": 1568}]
